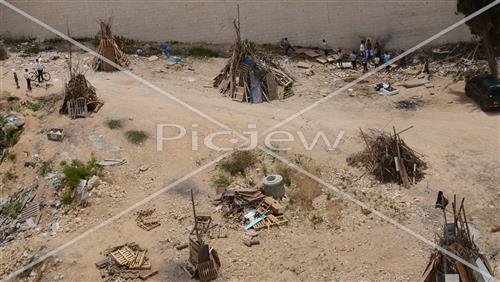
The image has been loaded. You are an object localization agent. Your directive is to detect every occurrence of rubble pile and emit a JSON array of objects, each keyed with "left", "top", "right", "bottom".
[
  {"left": 214, "top": 187, "right": 288, "bottom": 231},
  {"left": 213, "top": 18, "right": 293, "bottom": 103},
  {"left": 95, "top": 242, "right": 157, "bottom": 281},
  {"left": 135, "top": 209, "right": 160, "bottom": 231},
  {"left": 422, "top": 194, "right": 494, "bottom": 281},
  {"left": 0, "top": 179, "right": 39, "bottom": 244},
  {"left": 347, "top": 128, "right": 427, "bottom": 187},
  {"left": 0, "top": 112, "right": 25, "bottom": 160}
]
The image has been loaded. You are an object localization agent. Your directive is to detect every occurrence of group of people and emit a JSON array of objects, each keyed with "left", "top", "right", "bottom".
[
  {"left": 13, "top": 56, "right": 45, "bottom": 92},
  {"left": 282, "top": 37, "right": 393, "bottom": 73}
]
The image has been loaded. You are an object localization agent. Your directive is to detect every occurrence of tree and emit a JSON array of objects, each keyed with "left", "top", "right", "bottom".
[{"left": 457, "top": 0, "right": 499, "bottom": 78}]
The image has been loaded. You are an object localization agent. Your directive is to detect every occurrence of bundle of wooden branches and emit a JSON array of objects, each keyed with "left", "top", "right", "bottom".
[
  {"left": 347, "top": 127, "right": 426, "bottom": 187},
  {"left": 59, "top": 72, "right": 102, "bottom": 117},
  {"left": 422, "top": 195, "right": 494, "bottom": 282},
  {"left": 93, "top": 18, "right": 130, "bottom": 72},
  {"left": 213, "top": 16, "right": 293, "bottom": 103}
]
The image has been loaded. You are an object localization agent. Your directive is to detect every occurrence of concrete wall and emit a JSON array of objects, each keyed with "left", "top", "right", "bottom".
[{"left": 0, "top": 0, "right": 471, "bottom": 49}]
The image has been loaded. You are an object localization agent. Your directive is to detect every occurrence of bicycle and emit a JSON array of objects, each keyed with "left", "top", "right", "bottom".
[{"left": 29, "top": 68, "right": 51, "bottom": 82}]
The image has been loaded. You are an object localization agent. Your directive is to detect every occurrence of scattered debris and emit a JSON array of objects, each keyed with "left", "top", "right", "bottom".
[
  {"left": 147, "top": 55, "right": 159, "bottom": 62},
  {"left": 375, "top": 83, "right": 399, "bottom": 96},
  {"left": 347, "top": 128, "right": 427, "bottom": 187},
  {"left": 243, "top": 238, "right": 260, "bottom": 247},
  {"left": 0, "top": 46, "right": 8, "bottom": 60},
  {"left": 93, "top": 18, "right": 130, "bottom": 71},
  {"left": 95, "top": 242, "right": 157, "bottom": 281},
  {"left": 47, "top": 128, "right": 64, "bottom": 141},
  {"left": 491, "top": 225, "right": 500, "bottom": 233},
  {"left": 135, "top": 209, "right": 160, "bottom": 231},
  {"left": 422, "top": 193, "right": 494, "bottom": 282}
]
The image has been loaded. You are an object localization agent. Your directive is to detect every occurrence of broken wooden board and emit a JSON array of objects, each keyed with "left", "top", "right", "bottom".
[
  {"left": 316, "top": 57, "right": 328, "bottom": 64},
  {"left": 303, "top": 49, "right": 321, "bottom": 58},
  {"left": 297, "top": 61, "right": 313, "bottom": 69}
]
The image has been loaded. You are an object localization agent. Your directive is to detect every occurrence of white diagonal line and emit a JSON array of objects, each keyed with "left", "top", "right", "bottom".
[
  {"left": 0, "top": 0, "right": 248, "bottom": 144},
  {"left": 1, "top": 150, "right": 234, "bottom": 281},
  {"left": 260, "top": 0, "right": 500, "bottom": 136},
  {"left": 259, "top": 146, "right": 495, "bottom": 280}
]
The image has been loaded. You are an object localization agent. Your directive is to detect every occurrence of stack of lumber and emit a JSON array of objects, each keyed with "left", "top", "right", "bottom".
[
  {"left": 93, "top": 18, "right": 130, "bottom": 72},
  {"left": 422, "top": 196, "right": 494, "bottom": 282},
  {"left": 213, "top": 18, "right": 293, "bottom": 103},
  {"left": 347, "top": 127, "right": 426, "bottom": 187}
]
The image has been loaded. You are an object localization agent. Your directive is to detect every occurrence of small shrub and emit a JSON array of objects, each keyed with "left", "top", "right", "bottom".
[
  {"left": 59, "top": 160, "right": 67, "bottom": 167},
  {"left": 125, "top": 130, "right": 149, "bottom": 144},
  {"left": 7, "top": 152, "right": 16, "bottom": 161},
  {"left": 218, "top": 150, "right": 256, "bottom": 176},
  {"left": 62, "top": 156, "right": 102, "bottom": 190},
  {"left": 9, "top": 131, "right": 22, "bottom": 147},
  {"left": 23, "top": 45, "right": 41, "bottom": 55},
  {"left": 24, "top": 101, "right": 41, "bottom": 112},
  {"left": 276, "top": 163, "right": 292, "bottom": 186},
  {"left": 178, "top": 46, "right": 220, "bottom": 58},
  {"left": 1, "top": 36, "right": 35, "bottom": 44},
  {"left": 309, "top": 214, "right": 324, "bottom": 225},
  {"left": 61, "top": 190, "right": 73, "bottom": 205},
  {"left": 39, "top": 160, "right": 53, "bottom": 176},
  {"left": 211, "top": 173, "right": 231, "bottom": 188},
  {"left": 44, "top": 37, "right": 64, "bottom": 44},
  {"left": 2, "top": 200, "right": 23, "bottom": 218},
  {"left": 106, "top": 119, "right": 123, "bottom": 130}
]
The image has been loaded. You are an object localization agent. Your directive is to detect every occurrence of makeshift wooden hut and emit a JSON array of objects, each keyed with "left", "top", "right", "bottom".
[
  {"left": 93, "top": 18, "right": 129, "bottom": 72},
  {"left": 213, "top": 16, "right": 293, "bottom": 103}
]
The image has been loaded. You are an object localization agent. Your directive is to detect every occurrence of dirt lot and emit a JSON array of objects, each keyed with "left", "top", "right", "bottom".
[{"left": 0, "top": 48, "right": 499, "bottom": 281}]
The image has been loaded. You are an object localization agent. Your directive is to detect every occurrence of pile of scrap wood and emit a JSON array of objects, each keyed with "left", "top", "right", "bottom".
[
  {"left": 213, "top": 18, "right": 293, "bottom": 103},
  {"left": 0, "top": 46, "right": 7, "bottom": 60},
  {"left": 0, "top": 179, "right": 39, "bottom": 243},
  {"left": 59, "top": 71, "right": 103, "bottom": 118},
  {"left": 422, "top": 193, "right": 494, "bottom": 282},
  {"left": 183, "top": 190, "right": 221, "bottom": 281},
  {"left": 135, "top": 209, "right": 160, "bottom": 231},
  {"left": 93, "top": 18, "right": 130, "bottom": 72},
  {"left": 95, "top": 242, "right": 158, "bottom": 281},
  {"left": 347, "top": 127, "right": 426, "bottom": 187},
  {"left": 213, "top": 187, "right": 288, "bottom": 231}
]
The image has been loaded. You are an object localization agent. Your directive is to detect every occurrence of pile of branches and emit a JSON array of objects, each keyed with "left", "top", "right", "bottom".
[
  {"left": 213, "top": 18, "right": 293, "bottom": 103},
  {"left": 422, "top": 195, "right": 494, "bottom": 281},
  {"left": 347, "top": 127, "right": 426, "bottom": 187},
  {"left": 59, "top": 71, "right": 101, "bottom": 114},
  {"left": 93, "top": 18, "right": 130, "bottom": 72}
]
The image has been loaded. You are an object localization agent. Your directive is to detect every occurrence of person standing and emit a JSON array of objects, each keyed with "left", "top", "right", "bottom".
[
  {"left": 13, "top": 72, "right": 20, "bottom": 89},
  {"left": 362, "top": 55, "right": 368, "bottom": 73},
  {"left": 373, "top": 55, "right": 381, "bottom": 68},
  {"left": 366, "top": 39, "right": 373, "bottom": 59},
  {"left": 359, "top": 40, "right": 366, "bottom": 58},
  {"left": 23, "top": 68, "right": 31, "bottom": 91},
  {"left": 283, "top": 38, "right": 295, "bottom": 56},
  {"left": 320, "top": 39, "right": 328, "bottom": 56},
  {"left": 349, "top": 51, "right": 357, "bottom": 70},
  {"left": 383, "top": 52, "right": 391, "bottom": 72},
  {"left": 337, "top": 48, "right": 343, "bottom": 67},
  {"left": 35, "top": 58, "right": 44, "bottom": 83}
]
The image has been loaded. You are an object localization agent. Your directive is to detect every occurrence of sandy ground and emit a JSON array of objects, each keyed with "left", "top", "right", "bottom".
[{"left": 0, "top": 50, "right": 499, "bottom": 281}]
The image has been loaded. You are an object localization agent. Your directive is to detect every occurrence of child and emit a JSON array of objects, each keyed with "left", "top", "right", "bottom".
[
  {"left": 337, "top": 48, "right": 343, "bottom": 67},
  {"left": 349, "top": 51, "right": 357, "bottom": 70},
  {"left": 362, "top": 56, "right": 368, "bottom": 73},
  {"left": 283, "top": 38, "right": 295, "bottom": 56},
  {"left": 23, "top": 68, "right": 31, "bottom": 91}
]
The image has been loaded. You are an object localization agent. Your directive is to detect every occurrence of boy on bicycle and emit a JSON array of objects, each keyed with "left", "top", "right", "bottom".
[{"left": 35, "top": 58, "right": 44, "bottom": 83}]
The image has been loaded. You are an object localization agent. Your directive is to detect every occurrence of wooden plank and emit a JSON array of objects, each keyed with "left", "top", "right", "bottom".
[{"left": 265, "top": 73, "right": 278, "bottom": 101}]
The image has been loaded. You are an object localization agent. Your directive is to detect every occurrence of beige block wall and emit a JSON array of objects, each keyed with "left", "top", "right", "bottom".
[{"left": 0, "top": 0, "right": 471, "bottom": 49}]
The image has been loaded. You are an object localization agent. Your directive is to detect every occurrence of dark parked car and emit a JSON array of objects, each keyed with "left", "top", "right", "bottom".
[{"left": 465, "top": 75, "right": 500, "bottom": 110}]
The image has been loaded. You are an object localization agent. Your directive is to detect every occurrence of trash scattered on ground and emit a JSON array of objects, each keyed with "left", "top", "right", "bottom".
[
  {"left": 47, "top": 128, "right": 64, "bottom": 141},
  {"left": 93, "top": 18, "right": 130, "bottom": 71},
  {"left": 375, "top": 83, "right": 399, "bottom": 96},
  {"left": 422, "top": 193, "right": 494, "bottom": 281},
  {"left": 95, "top": 242, "right": 157, "bottom": 281},
  {"left": 147, "top": 55, "right": 159, "bottom": 62},
  {"left": 347, "top": 127, "right": 426, "bottom": 188},
  {"left": 213, "top": 17, "right": 293, "bottom": 103},
  {"left": 135, "top": 209, "right": 160, "bottom": 231},
  {"left": 0, "top": 179, "right": 39, "bottom": 244}
]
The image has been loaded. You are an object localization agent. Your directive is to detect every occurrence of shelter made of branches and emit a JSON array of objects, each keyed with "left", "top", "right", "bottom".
[
  {"left": 93, "top": 18, "right": 129, "bottom": 72},
  {"left": 60, "top": 72, "right": 102, "bottom": 117},
  {"left": 213, "top": 19, "right": 293, "bottom": 103},
  {"left": 422, "top": 195, "right": 494, "bottom": 282},
  {"left": 347, "top": 127, "right": 427, "bottom": 187}
]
